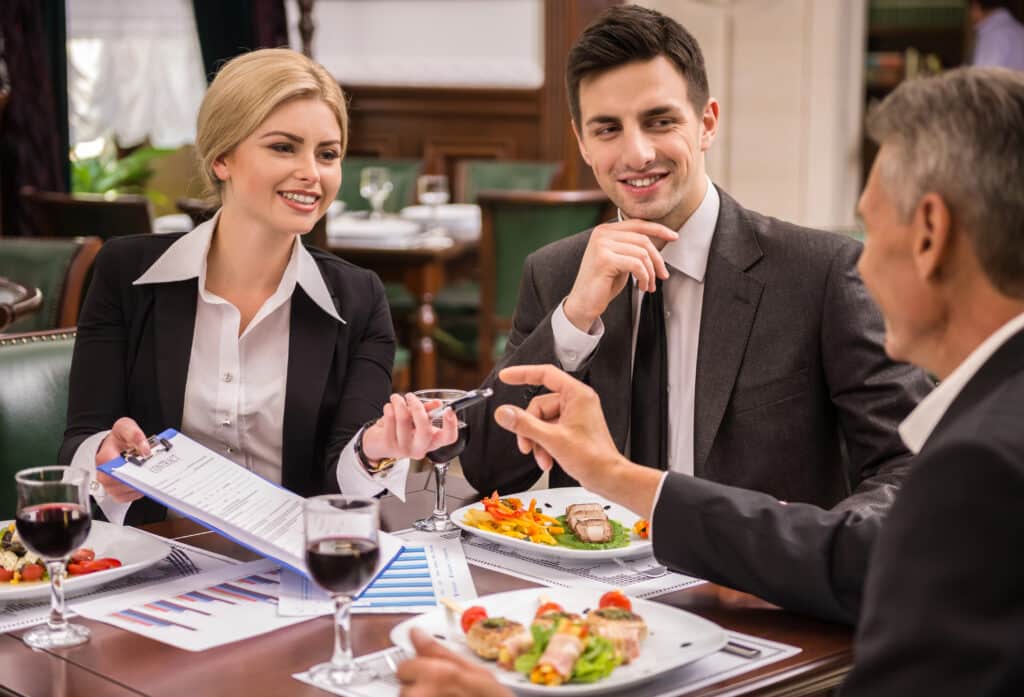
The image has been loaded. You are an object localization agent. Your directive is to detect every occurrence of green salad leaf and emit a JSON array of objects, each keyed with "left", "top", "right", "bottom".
[
  {"left": 514, "top": 623, "right": 554, "bottom": 675},
  {"left": 571, "top": 635, "right": 621, "bottom": 683}
]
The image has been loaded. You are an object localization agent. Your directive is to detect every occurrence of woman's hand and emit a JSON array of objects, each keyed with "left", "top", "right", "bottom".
[
  {"left": 93, "top": 417, "right": 147, "bottom": 503},
  {"left": 361, "top": 394, "right": 459, "bottom": 463}
]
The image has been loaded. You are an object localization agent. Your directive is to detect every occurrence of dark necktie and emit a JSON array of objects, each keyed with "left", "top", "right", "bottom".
[{"left": 630, "top": 279, "right": 668, "bottom": 470}]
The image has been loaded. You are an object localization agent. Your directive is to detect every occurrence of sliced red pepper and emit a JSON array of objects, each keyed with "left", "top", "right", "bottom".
[{"left": 20, "top": 564, "right": 44, "bottom": 581}]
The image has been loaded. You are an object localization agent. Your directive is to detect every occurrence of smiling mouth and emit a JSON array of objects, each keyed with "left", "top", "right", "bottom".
[
  {"left": 279, "top": 191, "right": 320, "bottom": 206},
  {"left": 620, "top": 173, "right": 667, "bottom": 189}
]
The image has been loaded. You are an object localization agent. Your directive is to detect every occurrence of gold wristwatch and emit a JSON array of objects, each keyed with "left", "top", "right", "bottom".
[{"left": 356, "top": 420, "right": 397, "bottom": 475}]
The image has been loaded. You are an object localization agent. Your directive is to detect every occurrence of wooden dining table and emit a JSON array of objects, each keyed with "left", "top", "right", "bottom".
[
  {"left": 0, "top": 472, "right": 853, "bottom": 697},
  {"left": 328, "top": 236, "right": 479, "bottom": 391}
]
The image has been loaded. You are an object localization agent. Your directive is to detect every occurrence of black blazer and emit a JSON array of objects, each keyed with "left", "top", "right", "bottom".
[
  {"left": 462, "top": 188, "right": 933, "bottom": 623},
  {"left": 59, "top": 234, "right": 395, "bottom": 524},
  {"left": 839, "top": 328, "right": 1024, "bottom": 696}
]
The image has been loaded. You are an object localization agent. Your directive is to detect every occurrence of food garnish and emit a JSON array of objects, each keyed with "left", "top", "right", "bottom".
[
  {"left": 461, "top": 492, "right": 565, "bottom": 545},
  {"left": 598, "top": 590, "right": 632, "bottom": 612},
  {"left": 633, "top": 519, "right": 650, "bottom": 539},
  {"left": 460, "top": 605, "right": 488, "bottom": 633}
]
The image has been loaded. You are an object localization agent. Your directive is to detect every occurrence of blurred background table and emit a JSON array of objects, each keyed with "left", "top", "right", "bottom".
[{"left": 0, "top": 472, "right": 853, "bottom": 697}]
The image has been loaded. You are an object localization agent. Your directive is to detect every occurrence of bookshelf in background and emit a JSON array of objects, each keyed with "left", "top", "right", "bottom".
[{"left": 862, "top": 0, "right": 970, "bottom": 182}]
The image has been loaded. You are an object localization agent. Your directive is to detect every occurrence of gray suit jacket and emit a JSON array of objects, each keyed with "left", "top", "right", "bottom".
[{"left": 462, "top": 188, "right": 933, "bottom": 623}]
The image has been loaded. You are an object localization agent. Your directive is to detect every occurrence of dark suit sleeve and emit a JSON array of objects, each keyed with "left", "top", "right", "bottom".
[
  {"left": 322, "top": 270, "right": 395, "bottom": 492},
  {"left": 820, "top": 242, "right": 933, "bottom": 516},
  {"left": 59, "top": 242, "right": 132, "bottom": 464},
  {"left": 840, "top": 440, "right": 1024, "bottom": 696},
  {"left": 653, "top": 472, "right": 879, "bottom": 624},
  {"left": 461, "top": 251, "right": 574, "bottom": 495}
]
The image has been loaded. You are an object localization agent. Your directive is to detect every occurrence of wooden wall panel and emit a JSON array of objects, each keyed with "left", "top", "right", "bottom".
[{"left": 337, "top": 0, "right": 620, "bottom": 190}]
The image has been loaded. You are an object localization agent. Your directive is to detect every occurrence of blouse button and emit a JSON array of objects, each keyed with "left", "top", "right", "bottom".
[{"left": 223, "top": 373, "right": 234, "bottom": 383}]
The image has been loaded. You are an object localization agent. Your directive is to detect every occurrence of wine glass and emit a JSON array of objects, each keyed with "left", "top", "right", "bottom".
[
  {"left": 412, "top": 389, "right": 468, "bottom": 532},
  {"left": 416, "top": 174, "right": 450, "bottom": 233},
  {"left": 304, "top": 495, "right": 380, "bottom": 687},
  {"left": 15, "top": 466, "right": 92, "bottom": 649},
  {"left": 359, "top": 167, "right": 393, "bottom": 219}
]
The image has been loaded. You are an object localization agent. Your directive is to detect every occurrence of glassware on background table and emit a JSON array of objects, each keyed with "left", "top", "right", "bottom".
[
  {"left": 304, "top": 495, "right": 380, "bottom": 687},
  {"left": 416, "top": 174, "right": 450, "bottom": 233},
  {"left": 14, "top": 466, "right": 92, "bottom": 649},
  {"left": 359, "top": 167, "right": 393, "bottom": 219},
  {"left": 412, "top": 389, "right": 468, "bottom": 532}
]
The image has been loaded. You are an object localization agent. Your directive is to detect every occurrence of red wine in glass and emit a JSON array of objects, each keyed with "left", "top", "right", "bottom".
[
  {"left": 16, "top": 503, "right": 91, "bottom": 559},
  {"left": 305, "top": 537, "right": 380, "bottom": 594}
]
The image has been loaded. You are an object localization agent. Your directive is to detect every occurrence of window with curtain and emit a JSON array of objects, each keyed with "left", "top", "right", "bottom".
[{"left": 66, "top": 0, "right": 206, "bottom": 150}]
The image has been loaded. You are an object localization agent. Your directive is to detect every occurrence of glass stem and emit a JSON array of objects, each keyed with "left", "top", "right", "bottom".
[
  {"left": 330, "top": 595, "right": 354, "bottom": 672},
  {"left": 433, "top": 462, "right": 449, "bottom": 519},
  {"left": 46, "top": 560, "right": 68, "bottom": 631}
]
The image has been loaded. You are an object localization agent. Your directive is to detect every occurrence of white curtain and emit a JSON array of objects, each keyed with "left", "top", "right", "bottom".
[{"left": 67, "top": 0, "right": 206, "bottom": 148}]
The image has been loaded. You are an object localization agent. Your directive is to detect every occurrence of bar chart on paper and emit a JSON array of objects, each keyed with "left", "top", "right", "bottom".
[{"left": 73, "top": 560, "right": 316, "bottom": 651}]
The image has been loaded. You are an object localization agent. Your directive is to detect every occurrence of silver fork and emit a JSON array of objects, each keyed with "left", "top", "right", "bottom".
[
  {"left": 612, "top": 556, "right": 668, "bottom": 578},
  {"left": 166, "top": 547, "right": 200, "bottom": 576}
]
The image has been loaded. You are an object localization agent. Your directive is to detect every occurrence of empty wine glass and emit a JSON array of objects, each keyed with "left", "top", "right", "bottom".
[
  {"left": 412, "top": 389, "right": 467, "bottom": 532},
  {"left": 416, "top": 174, "right": 450, "bottom": 233},
  {"left": 359, "top": 167, "right": 393, "bottom": 219},
  {"left": 15, "top": 466, "right": 92, "bottom": 649},
  {"left": 304, "top": 495, "right": 380, "bottom": 687}
]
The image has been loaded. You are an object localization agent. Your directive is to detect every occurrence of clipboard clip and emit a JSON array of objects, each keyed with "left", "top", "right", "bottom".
[{"left": 121, "top": 435, "right": 173, "bottom": 466}]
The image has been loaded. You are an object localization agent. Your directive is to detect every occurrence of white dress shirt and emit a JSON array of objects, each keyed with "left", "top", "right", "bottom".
[
  {"left": 552, "top": 176, "right": 720, "bottom": 476},
  {"left": 70, "top": 213, "right": 410, "bottom": 525},
  {"left": 899, "top": 311, "right": 1024, "bottom": 455}
]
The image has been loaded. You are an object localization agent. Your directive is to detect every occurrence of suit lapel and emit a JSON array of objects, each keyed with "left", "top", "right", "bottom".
[
  {"left": 693, "top": 190, "right": 765, "bottom": 475},
  {"left": 282, "top": 287, "right": 340, "bottom": 493},
  {"left": 153, "top": 281, "right": 198, "bottom": 429},
  {"left": 589, "top": 285, "right": 634, "bottom": 452}
]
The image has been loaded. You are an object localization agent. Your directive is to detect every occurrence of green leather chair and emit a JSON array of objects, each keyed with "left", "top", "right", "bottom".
[
  {"left": 337, "top": 157, "right": 424, "bottom": 214},
  {"left": 0, "top": 237, "right": 102, "bottom": 333},
  {"left": 454, "top": 160, "right": 562, "bottom": 204},
  {"left": 0, "top": 329, "right": 77, "bottom": 518},
  {"left": 0, "top": 278, "right": 43, "bottom": 332},
  {"left": 436, "top": 190, "right": 612, "bottom": 378}
]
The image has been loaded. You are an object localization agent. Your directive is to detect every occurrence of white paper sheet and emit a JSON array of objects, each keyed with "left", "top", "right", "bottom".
[{"left": 99, "top": 429, "right": 309, "bottom": 573}]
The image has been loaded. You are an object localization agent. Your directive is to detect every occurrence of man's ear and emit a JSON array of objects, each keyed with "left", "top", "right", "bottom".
[
  {"left": 571, "top": 120, "right": 592, "bottom": 168},
  {"left": 912, "top": 192, "right": 952, "bottom": 282},
  {"left": 700, "top": 98, "right": 720, "bottom": 152}
]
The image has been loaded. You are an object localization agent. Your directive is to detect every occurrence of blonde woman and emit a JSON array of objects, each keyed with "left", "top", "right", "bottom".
[{"left": 60, "top": 49, "right": 456, "bottom": 525}]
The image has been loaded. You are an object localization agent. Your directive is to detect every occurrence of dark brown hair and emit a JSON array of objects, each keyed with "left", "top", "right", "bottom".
[{"left": 566, "top": 5, "right": 709, "bottom": 125}]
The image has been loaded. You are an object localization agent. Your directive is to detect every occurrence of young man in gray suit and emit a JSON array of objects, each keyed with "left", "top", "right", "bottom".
[
  {"left": 398, "top": 67, "right": 1024, "bottom": 697},
  {"left": 460, "top": 5, "right": 931, "bottom": 624}
]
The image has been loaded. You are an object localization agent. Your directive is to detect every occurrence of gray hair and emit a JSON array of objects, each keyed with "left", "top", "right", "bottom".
[{"left": 865, "top": 67, "right": 1024, "bottom": 298}]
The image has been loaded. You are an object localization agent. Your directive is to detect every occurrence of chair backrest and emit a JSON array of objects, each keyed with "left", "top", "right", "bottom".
[
  {"left": 0, "top": 329, "right": 77, "bottom": 518},
  {"left": 455, "top": 160, "right": 563, "bottom": 204},
  {"left": 20, "top": 187, "right": 153, "bottom": 239},
  {"left": 0, "top": 237, "right": 103, "bottom": 332},
  {"left": 0, "top": 278, "right": 43, "bottom": 332},
  {"left": 337, "top": 157, "right": 424, "bottom": 214},
  {"left": 477, "top": 190, "right": 613, "bottom": 374}
]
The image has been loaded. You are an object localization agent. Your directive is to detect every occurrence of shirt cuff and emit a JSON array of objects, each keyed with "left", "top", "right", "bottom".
[
  {"left": 551, "top": 298, "right": 603, "bottom": 372},
  {"left": 69, "top": 430, "right": 133, "bottom": 526},
  {"left": 336, "top": 428, "right": 411, "bottom": 502},
  {"left": 647, "top": 471, "right": 671, "bottom": 548}
]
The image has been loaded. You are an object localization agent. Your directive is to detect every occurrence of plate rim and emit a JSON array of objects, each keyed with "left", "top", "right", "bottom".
[
  {"left": 390, "top": 587, "right": 728, "bottom": 695},
  {"left": 451, "top": 487, "right": 653, "bottom": 561}
]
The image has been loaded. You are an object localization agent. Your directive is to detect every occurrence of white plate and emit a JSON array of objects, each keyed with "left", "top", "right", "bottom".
[
  {"left": 326, "top": 216, "right": 422, "bottom": 238},
  {"left": 400, "top": 204, "right": 480, "bottom": 224},
  {"left": 390, "top": 588, "right": 727, "bottom": 696},
  {"left": 452, "top": 487, "right": 653, "bottom": 561},
  {"left": 0, "top": 521, "right": 171, "bottom": 601}
]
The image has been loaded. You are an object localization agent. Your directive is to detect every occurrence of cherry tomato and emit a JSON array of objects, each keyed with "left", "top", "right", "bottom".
[
  {"left": 0, "top": 569, "right": 12, "bottom": 582},
  {"left": 598, "top": 590, "right": 632, "bottom": 612},
  {"left": 460, "top": 606, "right": 488, "bottom": 633},
  {"left": 20, "top": 564, "right": 44, "bottom": 582},
  {"left": 534, "top": 602, "right": 565, "bottom": 619},
  {"left": 70, "top": 548, "right": 95, "bottom": 562}
]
